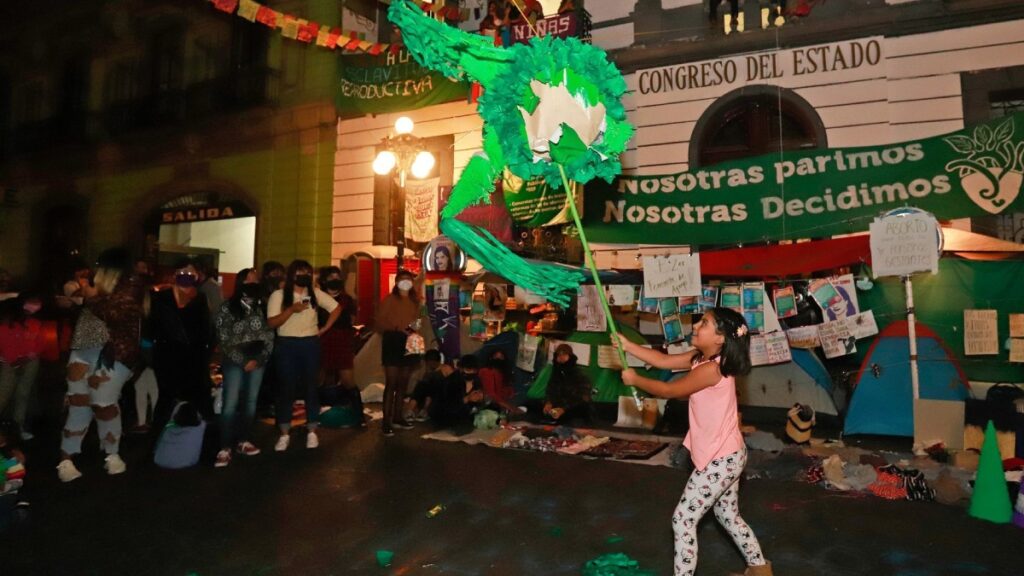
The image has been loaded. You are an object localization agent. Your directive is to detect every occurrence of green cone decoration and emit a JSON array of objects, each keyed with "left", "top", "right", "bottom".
[
  {"left": 968, "top": 420, "right": 1013, "bottom": 524},
  {"left": 388, "top": 0, "right": 632, "bottom": 305}
]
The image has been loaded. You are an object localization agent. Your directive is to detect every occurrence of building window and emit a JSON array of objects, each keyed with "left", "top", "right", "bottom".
[
  {"left": 962, "top": 66, "right": 1024, "bottom": 243},
  {"left": 692, "top": 85, "right": 825, "bottom": 168},
  {"left": 990, "top": 88, "right": 1024, "bottom": 118}
]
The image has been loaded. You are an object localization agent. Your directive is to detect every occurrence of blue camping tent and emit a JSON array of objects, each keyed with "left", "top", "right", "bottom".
[{"left": 844, "top": 320, "right": 970, "bottom": 437}]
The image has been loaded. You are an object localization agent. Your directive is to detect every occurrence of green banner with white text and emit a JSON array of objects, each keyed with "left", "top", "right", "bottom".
[
  {"left": 336, "top": 48, "right": 469, "bottom": 116},
  {"left": 584, "top": 113, "right": 1024, "bottom": 245}
]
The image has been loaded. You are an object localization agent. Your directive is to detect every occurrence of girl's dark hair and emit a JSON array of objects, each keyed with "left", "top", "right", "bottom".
[
  {"left": 282, "top": 260, "right": 317, "bottom": 309},
  {"left": 390, "top": 269, "right": 419, "bottom": 303},
  {"left": 227, "top": 267, "right": 258, "bottom": 319},
  {"left": 694, "top": 307, "right": 751, "bottom": 377},
  {"left": 261, "top": 260, "right": 285, "bottom": 279},
  {"left": 318, "top": 265, "right": 344, "bottom": 291}
]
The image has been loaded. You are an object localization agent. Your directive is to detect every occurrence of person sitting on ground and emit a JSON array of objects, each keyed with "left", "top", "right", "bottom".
[
  {"left": 543, "top": 343, "right": 592, "bottom": 424},
  {"left": 478, "top": 348, "right": 517, "bottom": 414},
  {"left": 405, "top": 349, "right": 453, "bottom": 422},
  {"left": 429, "top": 355, "right": 485, "bottom": 430}
]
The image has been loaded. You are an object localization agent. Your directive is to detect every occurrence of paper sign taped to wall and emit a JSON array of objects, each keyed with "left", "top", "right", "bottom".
[
  {"left": 642, "top": 253, "right": 701, "bottom": 298},
  {"left": 964, "top": 309, "right": 998, "bottom": 355}
]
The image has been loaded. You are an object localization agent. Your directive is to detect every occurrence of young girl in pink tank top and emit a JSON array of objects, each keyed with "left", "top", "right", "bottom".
[{"left": 615, "top": 307, "right": 771, "bottom": 576}]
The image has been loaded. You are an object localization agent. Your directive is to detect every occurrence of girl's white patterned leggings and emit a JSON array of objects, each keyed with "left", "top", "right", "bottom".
[{"left": 672, "top": 448, "right": 765, "bottom": 576}]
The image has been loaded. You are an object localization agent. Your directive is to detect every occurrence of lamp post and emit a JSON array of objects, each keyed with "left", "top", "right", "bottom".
[{"left": 373, "top": 116, "right": 435, "bottom": 269}]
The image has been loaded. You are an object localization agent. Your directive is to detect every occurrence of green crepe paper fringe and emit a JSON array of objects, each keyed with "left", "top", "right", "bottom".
[
  {"left": 440, "top": 218, "right": 582, "bottom": 307},
  {"left": 480, "top": 35, "right": 634, "bottom": 187},
  {"left": 388, "top": 0, "right": 512, "bottom": 86}
]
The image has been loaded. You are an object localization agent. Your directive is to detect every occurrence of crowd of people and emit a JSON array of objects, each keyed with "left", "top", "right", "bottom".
[{"left": 0, "top": 250, "right": 577, "bottom": 488}]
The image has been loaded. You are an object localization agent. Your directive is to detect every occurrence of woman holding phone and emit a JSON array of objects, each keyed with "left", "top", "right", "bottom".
[{"left": 267, "top": 260, "right": 340, "bottom": 451}]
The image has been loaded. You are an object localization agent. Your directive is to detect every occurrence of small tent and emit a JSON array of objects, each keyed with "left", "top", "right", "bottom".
[
  {"left": 737, "top": 349, "right": 838, "bottom": 416},
  {"left": 844, "top": 320, "right": 970, "bottom": 437}
]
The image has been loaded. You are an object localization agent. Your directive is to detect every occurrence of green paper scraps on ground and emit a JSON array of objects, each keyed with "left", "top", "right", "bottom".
[{"left": 582, "top": 553, "right": 654, "bottom": 576}]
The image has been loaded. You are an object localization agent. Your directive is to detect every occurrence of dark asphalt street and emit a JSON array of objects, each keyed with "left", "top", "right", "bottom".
[{"left": 5, "top": 411, "right": 1020, "bottom": 576}]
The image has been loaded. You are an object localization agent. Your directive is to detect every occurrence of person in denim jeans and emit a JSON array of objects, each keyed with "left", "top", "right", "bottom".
[{"left": 213, "top": 268, "right": 275, "bottom": 468}]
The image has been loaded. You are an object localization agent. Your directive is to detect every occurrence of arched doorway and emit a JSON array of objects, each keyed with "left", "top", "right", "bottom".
[
  {"left": 690, "top": 85, "right": 826, "bottom": 169},
  {"left": 143, "top": 191, "right": 257, "bottom": 295}
]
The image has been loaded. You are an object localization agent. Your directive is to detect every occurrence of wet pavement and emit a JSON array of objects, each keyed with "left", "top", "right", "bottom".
[{"left": 5, "top": 409, "right": 1020, "bottom": 576}]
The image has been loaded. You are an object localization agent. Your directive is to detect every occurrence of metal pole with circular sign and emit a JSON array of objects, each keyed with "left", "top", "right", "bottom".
[{"left": 868, "top": 207, "right": 943, "bottom": 412}]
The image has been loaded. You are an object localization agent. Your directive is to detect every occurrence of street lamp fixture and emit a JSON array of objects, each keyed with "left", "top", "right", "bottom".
[
  {"left": 373, "top": 116, "right": 436, "bottom": 267},
  {"left": 373, "top": 116, "right": 435, "bottom": 187}
]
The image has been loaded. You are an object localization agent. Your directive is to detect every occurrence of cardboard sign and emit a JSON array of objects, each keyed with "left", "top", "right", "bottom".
[
  {"left": 642, "top": 253, "right": 701, "bottom": 298},
  {"left": 869, "top": 212, "right": 940, "bottom": 278},
  {"left": 964, "top": 309, "right": 998, "bottom": 356},
  {"left": 1010, "top": 313, "right": 1024, "bottom": 338}
]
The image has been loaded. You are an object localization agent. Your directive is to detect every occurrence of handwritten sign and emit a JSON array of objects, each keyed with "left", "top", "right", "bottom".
[
  {"left": 964, "top": 309, "right": 998, "bottom": 355},
  {"left": 1011, "top": 339, "right": 1024, "bottom": 363},
  {"left": 642, "top": 253, "right": 701, "bottom": 298},
  {"left": 1010, "top": 313, "right": 1024, "bottom": 338},
  {"left": 765, "top": 331, "right": 792, "bottom": 364},
  {"left": 786, "top": 325, "right": 821, "bottom": 349},
  {"left": 819, "top": 319, "right": 856, "bottom": 359},
  {"left": 869, "top": 212, "right": 940, "bottom": 278}
]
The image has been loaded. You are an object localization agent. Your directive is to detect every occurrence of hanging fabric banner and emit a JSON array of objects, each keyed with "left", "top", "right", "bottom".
[
  {"left": 336, "top": 48, "right": 469, "bottom": 116},
  {"left": 583, "top": 113, "right": 1024, "bottom": 245},
  {"left": 425, "top": 275, "right": 461, "bottom": 362},
  {"left": 404, "top": 177, "right": 440, "bottom": 243}
]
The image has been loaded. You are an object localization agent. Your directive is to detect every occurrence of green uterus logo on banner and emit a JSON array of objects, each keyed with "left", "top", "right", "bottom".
[
  {"left": 944, "top": 116, "right": 1023, "bottom": 214},
  {"left": 583, "top": 113, "right": 1024, "bottom": 245}
]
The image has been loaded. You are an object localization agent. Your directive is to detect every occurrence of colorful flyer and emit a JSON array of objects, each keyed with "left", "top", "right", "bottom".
[
  {"left": 699, "top": 285, "right": 719, "bottom": 311},
  {"left": 720, "top": 285, "right": 741, "bottom": 312},
  {"left": 773, "top": 286, "right": 798, "bottom": 318},
  {"left": 659, "top": 297, "right": 684, "bottom": 343}
]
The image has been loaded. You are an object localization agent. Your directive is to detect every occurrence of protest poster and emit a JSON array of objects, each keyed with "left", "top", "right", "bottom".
[
  {"left": 642, "top": 253, "right": 702, "bottom": 298},
  {"left": 786, "top": 325, "right": 821, "bottom": 349},
  {"left": 819, "top": 319, "right": 856, "bottom": 358},
  {"left": 517, "top": 333, "right": 541, "bottom": 372},
  {"left": 964, "top": 309, "right": 998, "bottom": 355},
  {"left": 577, "top": 285, "right": 607, "bottom": 332},
  {"left": 847, "top": 310, "right": 879, "bottom": 339},
  {"left": 699, "top": 285, "right": 719, "bottom": 311},
  {"left": 659, "top": 298, "right": 684, "bottom": 343}
]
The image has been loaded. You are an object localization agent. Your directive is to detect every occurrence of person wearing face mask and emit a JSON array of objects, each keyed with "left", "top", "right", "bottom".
[
  {"left": 148, "top": 258, "right": 212, "bottom": 438},
  {"left": 429, "top": 355, "right": 485, "bottom": 430},
  {"left": 266, "top": 260, "right": 341, "bottom": 451},
  {"left": 260, "top": 261, "right": 286, "bottom": 303},
  {"left": 57, "top": 248, "right": 143, "bottom": 482},
  {"left": 543, "top": 343, "right": 592, "bottom": 424},
  {"left": 317, "top": 266, "right": 362, "bottom": 425},
  {"left": 0, "top": 294, "right": 46, "bottom": 441},
  {"left": 212, "top": 268, "right": 275, "bottom": 467},
  {"left": 375, "top": 269, "right": 423, "bottom": 437}
]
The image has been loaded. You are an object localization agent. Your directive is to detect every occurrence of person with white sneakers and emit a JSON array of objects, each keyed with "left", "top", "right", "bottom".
[
  {"left": 57, "top": 248, "right": 142, "bottom": 482},
  {"left": 212, "top": 268, "right": 275, "bottom": 468},
  {"left": 266, "top": 260, "right": 340, "bottom": 452}
]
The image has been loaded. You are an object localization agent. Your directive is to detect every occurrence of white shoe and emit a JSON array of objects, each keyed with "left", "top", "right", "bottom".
[
  {"left": 214, "top": 449, "right": 232, "bottom": 468},
  {"left": 104, "top": 454, "right": 127, "bottom": 475},
  {"left": 306, "top": 431, "right": 319, "bottom": 449},
  {"left": 57, "top": 460, "right": 82, "bottom": 483},
  {"left": 274, "top": 434, "right": 290, "bottom": 452}
]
